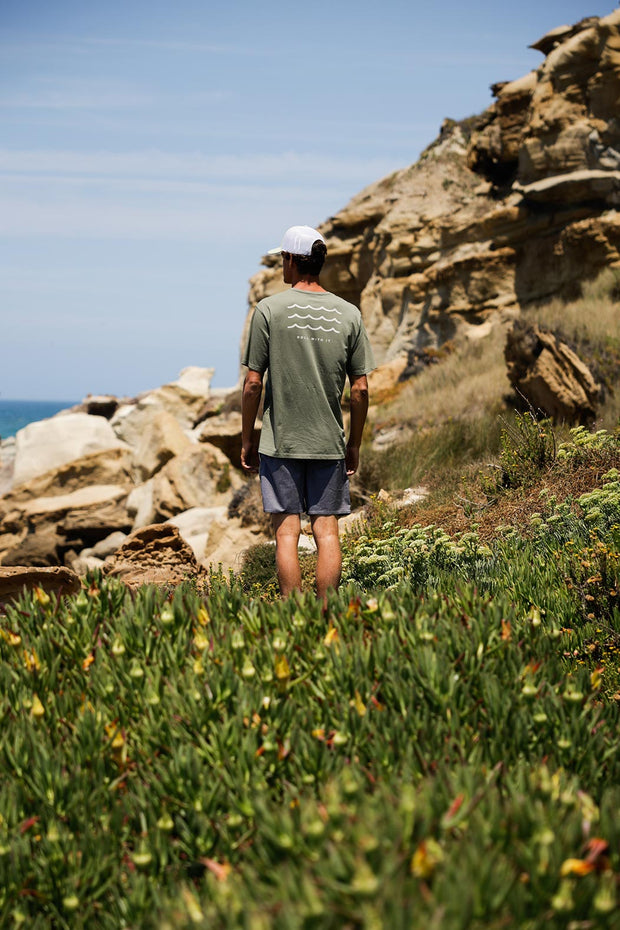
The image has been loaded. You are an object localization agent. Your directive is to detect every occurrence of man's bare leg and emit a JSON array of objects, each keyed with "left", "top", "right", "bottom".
[
  {"left": 311, "top": 515, "right": 341, "bottom": 604},
  {"left": 272, "top": 513, "right": 302, "bottom": 597}
]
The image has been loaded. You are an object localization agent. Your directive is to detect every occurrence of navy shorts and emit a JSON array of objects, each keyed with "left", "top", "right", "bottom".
[{"left": 259, "top": 455, "right": 351, "bottom": 516}]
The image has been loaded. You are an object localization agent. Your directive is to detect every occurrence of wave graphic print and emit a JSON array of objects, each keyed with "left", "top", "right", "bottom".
[
  {"left": 287, "top": 302, "right": 341, "bottom": 333},
  {"left": 288, "top": 323, "right": 340, "bottom": 333},
  {"left": 288, "top": 313, "right": 340, "bottom": 323},
  {"left": 287, "top": 303, "right": 342, "bottom": 314}
]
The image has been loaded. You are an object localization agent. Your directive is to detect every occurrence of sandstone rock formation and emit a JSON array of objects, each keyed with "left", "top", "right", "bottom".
[
  {"left": 0, "top": 566, "right": 81, "bottom": 604},
  {"left": 505, "top": 321, "right": 602, "bottom": 423},
  {"left": 104, "top": 523, "right": 204, "bottom": 588},
  {"left": 13, "top": 413, "right": 128, "bottom": 487},
  {"left": 244, "top": 11, "right": 620, "bottom": 373},
  {"left": 0, "top": 367, "right": 269, "bottom": 580}
]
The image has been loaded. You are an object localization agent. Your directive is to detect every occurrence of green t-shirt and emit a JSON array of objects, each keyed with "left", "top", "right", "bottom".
[{"left": 242, "top": 287, "right": 375, "bottom": 459}]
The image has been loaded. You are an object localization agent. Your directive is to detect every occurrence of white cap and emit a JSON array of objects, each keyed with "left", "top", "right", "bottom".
[{"left": 268, "top": 225, "right": 326, "bottom": 256}]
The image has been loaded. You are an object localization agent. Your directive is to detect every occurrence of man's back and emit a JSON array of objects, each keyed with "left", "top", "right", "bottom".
[{"left": 243, "top": 286, "right": 373, "bottom": 460}]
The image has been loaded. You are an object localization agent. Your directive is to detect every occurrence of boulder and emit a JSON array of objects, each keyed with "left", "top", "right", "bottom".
[
  {"left": 1, "top": 524, "right": 63, "bottom": 568},
  {"left": 202, "top": 516, "right": 268, "bottom": 575},
  {"left": 78, "top": 394, "right": 120, "bottom": 419},
  {"left": 126, "top": 479, "right": 155, "bottom": 530},
  {"left": 88, "top": 531, "right": 129, "bottom": 559},
  {"left": 0, "top": 484, "right": 131, "bottom": 568},
  {"left": 150, "top": 445, "right": 242, "bottom": 522},
  {"left": 112, "top": 367, "right": 214, "bottom": 437},
  {"left": 366, "top": 357, "right": 409, "bottom": 404},
  {"left": 166, "top": 506, "right": 228, "bottom": 561},
  {"left": 13, "top": 413, "right": 128, "bottom": 488},
  {"left": 227, "top": 480, "right": 271, "bottom": 534},
  {"left": 0, "top": 437, "right": 16, "bottom": 496},
  {"left": 193, "top": 411, "right": 259, "bottom": 467},
  {"left": 505, "top": 321, "right": 602, "bottom": 422},
  {"left": 132, "top": 409, "right": 192, "bottom": 481},
  {"left": 67, "top": 553, "right": 106, "bottom": 576},
  {"left": 0, "top": 565, "right": 81, "bottom": 603},
  {"left": 192, "top": 387, "right": 241, "bottom": 427},
  {"left": 0, "top": 448, "right": 133, "bottom": 513},
  {"left": 105, "top": 523, "right": 204, "bottom": 588}
]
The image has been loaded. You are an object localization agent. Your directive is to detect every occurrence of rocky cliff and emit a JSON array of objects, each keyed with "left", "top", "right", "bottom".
[{"left": 246, "top": 11, "right": 620, "bottom": 369}]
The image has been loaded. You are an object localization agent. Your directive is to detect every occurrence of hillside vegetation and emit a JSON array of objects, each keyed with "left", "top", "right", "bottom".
[{"left": 1, "top": 353, "right": 619, "bottom": 926}]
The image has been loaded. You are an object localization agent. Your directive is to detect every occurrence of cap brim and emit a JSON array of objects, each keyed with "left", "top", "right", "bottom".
[{"left": 267, "top": 246, "right": 282, "bottom": 255}]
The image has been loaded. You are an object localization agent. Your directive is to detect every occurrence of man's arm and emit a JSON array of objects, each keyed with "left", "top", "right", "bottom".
[
  {"left": 241, "top": 369, "right": 263, "bottom": 473},
  {"left": 345, "top": 374, "right": 369, "bottom": 476}
]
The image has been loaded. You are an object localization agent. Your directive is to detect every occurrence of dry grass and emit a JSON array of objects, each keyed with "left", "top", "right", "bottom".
[
  {"left": 398, "top": 448, "right": 620, "bottom": 542},
  {"left": 527, "top": 269, "right": 620, "bottom": 348},
  {"left": 372, "top": 324, "right": 511, "bottom": 431}
]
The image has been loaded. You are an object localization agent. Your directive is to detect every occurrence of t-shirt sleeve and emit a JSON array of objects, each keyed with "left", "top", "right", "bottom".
[
  {"left": 347, "top": 315, "right": 376, "bottom": 377},
  {"left": 242, "top": 305, "right": 270, "bottom": 373}
]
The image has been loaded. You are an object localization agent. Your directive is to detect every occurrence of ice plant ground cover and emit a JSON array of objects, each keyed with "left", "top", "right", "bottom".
[{"left": 0, "top": 426, "right": 619, "bottom": 927}]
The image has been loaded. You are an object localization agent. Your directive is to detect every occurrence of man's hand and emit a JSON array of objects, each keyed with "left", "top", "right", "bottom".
[
  {"left": 241, "top": 441, "right": 259, "bottom": 474},
  {"left": 241, "top": 369, "right": 263, "bottom": 474},
  {"left": 345, "top": 444, "right": 360, "bottom": 476}
]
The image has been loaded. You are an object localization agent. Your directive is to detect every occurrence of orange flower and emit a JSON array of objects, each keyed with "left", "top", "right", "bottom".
[{"left": 560, "top": 858, "right": 595, "bottom": 877}]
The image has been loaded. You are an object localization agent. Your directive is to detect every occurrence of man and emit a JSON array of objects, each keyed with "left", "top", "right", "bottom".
[{"left": 241, "top": 224, "right": 375, "bottom": 602}]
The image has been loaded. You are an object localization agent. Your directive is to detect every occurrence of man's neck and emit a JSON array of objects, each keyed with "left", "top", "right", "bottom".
[{"left": 289, "top": 271, "right": 326, "bottom": 293}]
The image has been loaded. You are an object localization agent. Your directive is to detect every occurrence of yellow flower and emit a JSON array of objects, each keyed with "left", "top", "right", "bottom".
[
  {"left": 31, "top": 694, "right": 45, "bottom": 719},
  {"left": 195, "top": 606, "right": 210, "bottom": 626},
  {"left": 23, "top": 649, "right": 41, "bottom": 673},
  {"left": 275, "top": 654, "right": 290, "bottom": 682},
  {"left": 324, "top": 625, "right": 339, "bottom": 647},
  {"left": 411, "top": 838, "right": 443, "bottom": 879},
  {"left": 350, "top": 690, "right": 366, "bottom": 717},
  {"left": 33, "top": 587, "right": 51, "bottom": 607}
]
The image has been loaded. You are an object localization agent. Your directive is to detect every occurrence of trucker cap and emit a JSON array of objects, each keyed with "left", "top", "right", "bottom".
[{"left": 268, "top": 225, "right": 326, "bottom": 257}]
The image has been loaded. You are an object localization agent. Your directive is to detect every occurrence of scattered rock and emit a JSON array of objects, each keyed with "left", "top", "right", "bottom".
[
  {"left": 202, "top": 517, "right": 267, "bottom": 575},
  {"left": 133, "top": 409, "right": 192, "bottom": 481},
  {"left": 13, "top": 413, "right": 128, "bottom": 488},
  {"left": 505, "top": 321, "right": 602, "bottom": 422},
  {"left": 88, "top": 531, "right": 129, "bottom": 559},
  {"left": 105, "top": 523, "right": 204, "bottom": 588},
  {"left": 227, "top": 480, "right": 271, "bottom": 534},
  {"left": 67, "top": 553, "right": 106, "bottom": 576},
  {"left": 150, "top": 445, "right": 242, "bottom": 522},
  {"left": 192, "top": 387, "right": 241, "bottom": 427},
  {"left": 79, "top": 394, "right": 120, "bottom": 419},
  {"left": 0, "top": 485, "right": 130, "bottom": 568},
  {"left": 166, "top": 506, "right": 228, "bottom": 561},
  {"left": 0, "top": 565, "right": 81, "bottom": 603},
  {"left": 138, "top": 367, "right": 215, "bottom": 429},
  {"left": 194, "top": 411, "right": 242, "bottom": 464},
  {"left": 0, "top": 448, "right": 133, "bottom": 510}
]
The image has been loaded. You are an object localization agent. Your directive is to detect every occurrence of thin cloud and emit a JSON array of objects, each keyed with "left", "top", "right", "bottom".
[{"left": 0, "top": 148, "right": 398, "bottom": 185}]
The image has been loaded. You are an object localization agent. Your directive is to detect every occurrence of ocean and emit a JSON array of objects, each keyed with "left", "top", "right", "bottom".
[{"left": 0, "top": 399, "right": 76, "bottom": 441}]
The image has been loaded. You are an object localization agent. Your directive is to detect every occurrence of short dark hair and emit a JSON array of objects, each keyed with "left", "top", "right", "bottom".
[{"left": 288, "top": 239, "right": 327, "bottom": 276}]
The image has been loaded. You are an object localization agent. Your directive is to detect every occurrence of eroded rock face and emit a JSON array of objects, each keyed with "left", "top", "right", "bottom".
[
  {"left": 105, "top": 523, "right": 204, "bottom": 588},
  {"left": 244, "top": 11, "right": 620, "bottom": 372},
  {"left": 505, "top": 321, "right": 602, "bottom": 422},
  {"left": 0, "top": 566, "right": 81, "bottom": 604}
]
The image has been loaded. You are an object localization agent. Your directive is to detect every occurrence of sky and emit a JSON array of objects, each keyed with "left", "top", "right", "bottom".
[{"left": 2, "top": 0, "right": 617, "bottom": 401}]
